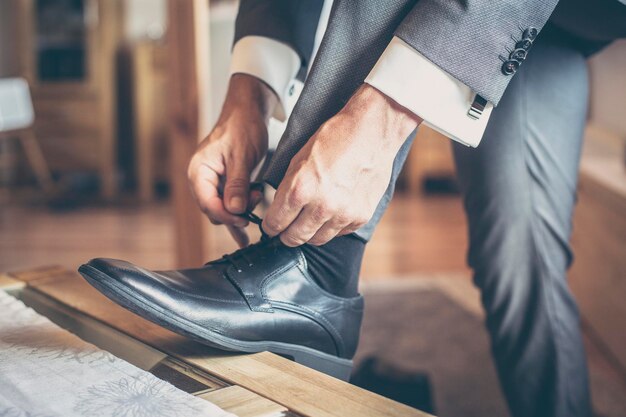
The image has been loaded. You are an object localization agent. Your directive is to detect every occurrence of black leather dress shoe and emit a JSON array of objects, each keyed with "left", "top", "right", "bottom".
[{"left": 78, "top": 233, "right": 363, "bottom": 380}]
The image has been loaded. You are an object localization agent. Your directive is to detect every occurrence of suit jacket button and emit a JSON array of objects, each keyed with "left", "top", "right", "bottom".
[
  {"left": 523, "top": 27, "right": 538, "bottom": 41},
  {"left": 516, "top": 39, "right": 532, "bottom": 50},
  {"left": 510, "top": 48, "right": 527, "bottom": 61},
  {"left": 501, "top": 60, "right": 519, "bottom": 75}
]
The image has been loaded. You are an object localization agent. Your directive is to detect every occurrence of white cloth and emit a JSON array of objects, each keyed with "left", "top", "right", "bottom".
[
  {"left": 0, "top": 291, "right": 236, "bottom": 417},
  {"left": 365, "top": 37, "right": 494, "bottom": 147}
]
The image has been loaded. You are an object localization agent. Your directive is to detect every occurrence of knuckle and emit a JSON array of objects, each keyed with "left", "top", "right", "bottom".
[
  {"left": 311, "top": 205, "right": 329, "bottom": 223},
  {"left": 340, "top": 208, "right": 368, "bottom": 226},
  {"left": 309, "top": 235, "right": 331, "bottom": 246},
  {"left": 263, "top": 218, "right": 282, "bottom": 235},
  {"left": 334, "top": 212, "right": 351, "bottom": 226},
  {"left": 287, "top": 173, "right": 316, "bottom": 205},
  {"left": 320, "top": 199, "right": 339, "bottom": 215},
  {"left": 288, "top": 184, "right": 311, "bottom": 207},
  {"left": 281, "top": 232, "right": 305, "bottom": 247}
]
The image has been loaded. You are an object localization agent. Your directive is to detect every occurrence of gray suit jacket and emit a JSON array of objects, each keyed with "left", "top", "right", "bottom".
[{"left": 234, "top": 0, "right": 626, "bottom": 187}]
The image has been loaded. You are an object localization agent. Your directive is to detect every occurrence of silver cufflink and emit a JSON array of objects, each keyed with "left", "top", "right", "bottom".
[{"left": 467, "top": 94, "right": 487, "bottom": 120}]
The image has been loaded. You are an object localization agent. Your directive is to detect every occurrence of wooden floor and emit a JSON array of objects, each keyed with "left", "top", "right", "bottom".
[
  {"left": 1, "top": 192, "right": 625, "bottom": 414},
  {"left": 0, "top": 193, "right": 471, "bottom": 281}
]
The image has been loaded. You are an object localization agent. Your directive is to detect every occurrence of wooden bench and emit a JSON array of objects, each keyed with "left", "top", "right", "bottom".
[{"left": 0, "top": 266, "right": 433, "bottom": 417}]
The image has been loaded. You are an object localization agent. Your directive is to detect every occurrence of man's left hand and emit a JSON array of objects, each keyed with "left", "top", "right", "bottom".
[{"left": 262, "top": 84, "right": 422, "bottom": 246}]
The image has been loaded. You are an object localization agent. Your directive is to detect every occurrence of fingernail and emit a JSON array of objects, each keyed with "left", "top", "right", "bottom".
[{"left": 229, "top": 196, "right": 244, "bottom": 212}]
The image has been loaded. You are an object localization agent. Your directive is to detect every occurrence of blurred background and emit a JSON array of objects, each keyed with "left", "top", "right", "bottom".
[{"left": 0, "top": 1, "right": 625, "bottom": 416}]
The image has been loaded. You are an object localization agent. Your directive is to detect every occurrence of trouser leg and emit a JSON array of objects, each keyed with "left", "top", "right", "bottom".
[{"left": 453, "top": 38, "right": 591, "bottom": 417}]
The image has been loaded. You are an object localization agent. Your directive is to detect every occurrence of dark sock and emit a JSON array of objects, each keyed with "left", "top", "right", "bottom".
[{"left": 299, "top": 234, "right": 365, "bottom": 298}]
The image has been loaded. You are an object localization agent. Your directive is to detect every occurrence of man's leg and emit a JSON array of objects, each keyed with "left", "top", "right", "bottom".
[{"left": 453, "top": 37, "right": 591, "bottom": 417}]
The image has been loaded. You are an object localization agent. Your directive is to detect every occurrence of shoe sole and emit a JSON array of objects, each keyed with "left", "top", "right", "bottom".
[{"left": 78, "top": 264, "right": 353, "bottom": 381}]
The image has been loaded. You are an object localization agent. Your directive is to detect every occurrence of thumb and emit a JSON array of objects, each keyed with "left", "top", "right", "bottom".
[{"left": 223, "top": 161, "right": 250, "bottom": 214}]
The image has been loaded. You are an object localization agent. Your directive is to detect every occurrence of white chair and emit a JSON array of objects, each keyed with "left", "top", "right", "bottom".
[{"left": 0, "top": 77, "right": 55, "bottom": 195}]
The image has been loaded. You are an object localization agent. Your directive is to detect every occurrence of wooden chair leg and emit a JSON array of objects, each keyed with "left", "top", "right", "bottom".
[
  {"left": 167, "top": 0, "right": 211, "bottom": 267},
  {"left": 18, "top": 130, "right": 56, "bottom": 196}
]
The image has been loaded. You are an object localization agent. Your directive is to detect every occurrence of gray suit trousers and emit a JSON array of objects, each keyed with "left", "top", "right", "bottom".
[{"left": 357, "top": 34, "right": 592, "bottom": 417}]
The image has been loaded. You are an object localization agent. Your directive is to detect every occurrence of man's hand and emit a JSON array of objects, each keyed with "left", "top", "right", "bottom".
[
  {"left": 262, "top": 84, "right": 422, "bottom": 246},
  {"left": 188, "top": 74, "right": 277, "bottom": 247}
]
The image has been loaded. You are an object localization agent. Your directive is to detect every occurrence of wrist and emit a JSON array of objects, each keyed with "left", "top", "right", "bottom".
[
  {"left": 220, "top": 74, "right": 279, "bottom": 124},
  {"left": 348, "top": 84, "right": 422, "bottom": 153}
]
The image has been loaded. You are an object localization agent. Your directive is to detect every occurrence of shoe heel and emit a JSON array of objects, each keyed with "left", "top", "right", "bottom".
[{"left": 275, "top": 347, "right": 353, "bottom": 381}]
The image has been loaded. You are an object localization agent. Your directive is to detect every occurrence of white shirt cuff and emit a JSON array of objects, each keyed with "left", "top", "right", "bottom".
[
  {"left": 365, "top": 36, "right": 493, "bottom": 147},
  {"left": 230, "top": 36, "right": 301, "bottom": 122}
]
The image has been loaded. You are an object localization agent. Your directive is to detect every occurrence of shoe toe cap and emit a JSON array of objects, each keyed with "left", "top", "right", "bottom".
[{"left": 81, "top": 257, "right": 160, "bottom": 290}]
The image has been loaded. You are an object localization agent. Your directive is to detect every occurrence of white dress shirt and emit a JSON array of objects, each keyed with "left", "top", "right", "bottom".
[{"left": 229, "top": 5, "right": 494, "bottom": 147}]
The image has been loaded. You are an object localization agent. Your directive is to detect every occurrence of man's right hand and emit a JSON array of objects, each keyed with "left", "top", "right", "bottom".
[{"left": 188, "top": 74, "right": 277, "bottom": 248}]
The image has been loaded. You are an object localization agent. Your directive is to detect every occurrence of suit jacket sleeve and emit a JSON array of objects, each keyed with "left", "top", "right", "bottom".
[
  {"left": 234, "top": 0, "right": 324, "bottom": 76},
  {"left": 394, "top": 0, "right": 560, "bottom": 105}
]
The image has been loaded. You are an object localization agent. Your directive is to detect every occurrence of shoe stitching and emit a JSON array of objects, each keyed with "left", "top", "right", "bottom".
[
  {"left": 268, "top": 299, "right": 345, "bottom": 357},
  {"left": 225, "top": 258, "right": 299, "bottom": 313},
  {"left": 90, "top": 263, "right": 347, "bottom": 357},
  {"left": 259, "top": 252, "right": 364, "bottom": 356},
  {"left": 258, "top": 257, "right": 300, "bottom": 293},
  {"left": 257, "top": 256, "right": 346, "bottom": 355}
]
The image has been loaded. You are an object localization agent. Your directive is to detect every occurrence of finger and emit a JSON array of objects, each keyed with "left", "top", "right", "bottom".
[
  {"left": 223, "top": 160, "right": 251, "bottom": 214},
  {"left": 227, "top": 225, "right": 250, "bottom": 248},
  {"left": 247, "top": 188, "right": 263, "bottom": 211},
  {"left": 279, "top": 205, "right": 330, "bottom": 247},
  {"left": 338, "top": 222, "right": 363, "bottom": 236},
  {"left": 191, "top": 172, "right": 248, "bottom": 227},
  {"left": 262, "top": 183, "right": 307, "bottom": 237},
  {"left": 308, "top": 221, "right": 344, "bottom": 246}
]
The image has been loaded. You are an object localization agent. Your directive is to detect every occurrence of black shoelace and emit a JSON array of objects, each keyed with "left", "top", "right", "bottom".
[{"left": 207, "top": 211, "right": 271, "bottom": 272}]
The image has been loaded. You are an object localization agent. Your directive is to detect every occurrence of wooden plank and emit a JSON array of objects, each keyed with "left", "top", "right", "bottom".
[
  {"left": 29, "top": 271, "right": 194, "bottom": 350},
  {"left": 200, "top": 386, "right": 287, "bottom": 417},
  {"left": 11, "top": 268, "right": 433, "bottom": 417},
  {"left": 8, "top": 265, "right": 71, "bottom": 286},
  {"left": 0, "top": 273, "right": 25, "bottom": 291},
  {"left": 166, "top": 0, "right": 211, "bottom": 267},
  {"left": 187, "top": 352, "right": 429, "bottom": 417}
]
